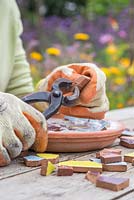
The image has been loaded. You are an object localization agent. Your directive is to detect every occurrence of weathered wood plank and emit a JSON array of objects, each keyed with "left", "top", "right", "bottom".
[
  {"left": 0, "top": 151, "right": 90, "bottom": 180},
  {"left": 0, "top": 145, "right": 134, "bottom": 200},
  {"left": 0, "top": 159, "right": 134, "bottom": 200},
  {"left": 0, "top": 107, "right": 134, "bottom": 200},
  {"left": 112, "top": 190, "right": 134, "bottom": 200},
  {"left": 105, "top": 107, "right": 134, "bottom": 121},
  {"left": 2, "top": 149, "right": 112, "bottom": 180},
  {"left": 105, "top": 107, "right": 134, "bottom": 130},
  {"left": 0, "top": 137, "right": 130, "bottom": 180},
  {"left": 119, "top": 118, "right": 134, "bottom": 130},
  {"left": 0, "top": 139, "right": 119, "bottom": 180},
  {"left": 1, "top": 107, "right": 133, "bottom": 180}
]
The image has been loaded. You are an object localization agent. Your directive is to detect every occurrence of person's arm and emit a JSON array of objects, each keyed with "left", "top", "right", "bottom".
[
  {"left": 6, "top": 1, "right": 34, "bottom": 97},
  {"left": 0, "top": 2, "right": 48, "bottom": 167}
]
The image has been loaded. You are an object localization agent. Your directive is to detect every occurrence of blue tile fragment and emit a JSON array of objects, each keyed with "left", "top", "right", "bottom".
[{"left": 24, "top": 155, "right": 44, "bottom": 161}]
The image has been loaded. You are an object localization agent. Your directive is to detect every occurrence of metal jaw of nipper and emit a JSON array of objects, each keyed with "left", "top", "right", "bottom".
[{"left": 22, "top": 78, "right": 81, "bottom": 120}]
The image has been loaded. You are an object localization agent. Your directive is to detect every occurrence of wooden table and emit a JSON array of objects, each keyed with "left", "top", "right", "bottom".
[{"left": 0, "top": 107, "right": 134, "bottom": 200}]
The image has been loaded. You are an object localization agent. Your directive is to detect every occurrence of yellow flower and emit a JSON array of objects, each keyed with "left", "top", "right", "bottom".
[
  {"left": 30, "top": 52, "right": 43, "bottom": 61},
  {"left": 101, "top": 67, "right": 111, "bottom": 77},
  {"left": 106, "top": 44, "right": 118, "bottom": 55},
  {"left": 119, "top": 58, "right": 130, "bottom": 68},
  {"left": 109, "top": 67, "right": 121, "bottom": 75},
  {"left": 127, "top": 66, "right": 134, "bottom": 76},
  {"left": 74, "top": 33, "right": 90, "bottom": 41},
  {"left": 117, "top": 103, "right": 124, "bottom": 108},
  {"left": 46, "top": 47, "right": 61, "bottom": 56},
  {"left": 114, "top": 77, "right": 126, "bottom": 85}
]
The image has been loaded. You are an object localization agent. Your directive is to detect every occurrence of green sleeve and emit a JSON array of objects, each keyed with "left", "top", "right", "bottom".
[{"left": 6, "top": 1, "right": 34, "bottom": 97}]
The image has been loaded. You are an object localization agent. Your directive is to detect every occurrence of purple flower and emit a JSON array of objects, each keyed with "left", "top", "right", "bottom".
[
  {"left": 118, "top": 30, "right": 127, "bottom": 38},
  {"left": 99, "top": 34, "right": 114, "bottom": 44}
]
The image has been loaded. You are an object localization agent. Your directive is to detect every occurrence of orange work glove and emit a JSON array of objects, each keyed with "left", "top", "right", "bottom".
[
  {"left": 0, "top": 92, "right": 48, "bottom": 166},
  {"left": 37, "top": 63, "right": 109, "bottom": 119}
]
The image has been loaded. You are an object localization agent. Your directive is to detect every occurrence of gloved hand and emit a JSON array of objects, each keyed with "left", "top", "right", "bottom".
[
  {"left": 36, "top": 63, "right": 109, "bottom": 119},
  {"left": 0, "top": 92, "right": 47, "bottom": 166}
]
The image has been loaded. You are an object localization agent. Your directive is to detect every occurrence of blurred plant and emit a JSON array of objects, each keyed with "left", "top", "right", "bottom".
[
  {"left": 17, "top": 0, "right": 134, "bottom": 110},
  {"left": 85, "top": 0, "right": 128, "bottom": 19},
  {"left": 28, "top": 37, "right": 134, "bottom": 110}
]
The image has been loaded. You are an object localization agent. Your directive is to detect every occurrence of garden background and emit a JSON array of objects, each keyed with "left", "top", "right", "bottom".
[{"left": 17, "top": 0, "right": 134, "bottom": 110}]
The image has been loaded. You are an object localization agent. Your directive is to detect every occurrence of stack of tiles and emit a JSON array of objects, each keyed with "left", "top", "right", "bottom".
[
  {"left": 90, "top": 148, "right": 127, "bottom": 172},
  {"left": 90, "top": 156, "right": 127, "bottom": 172},
  {"left": 120, "top": 136, "right": 134, "bottom": 148},
  {"left": 100, "top": 153, "right": 122, "bottom": 164}
]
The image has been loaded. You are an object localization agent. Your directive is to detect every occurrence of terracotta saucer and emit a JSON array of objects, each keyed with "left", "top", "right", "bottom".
[{"left": 46, "top": 116, "right": 125, "bottom": 152}]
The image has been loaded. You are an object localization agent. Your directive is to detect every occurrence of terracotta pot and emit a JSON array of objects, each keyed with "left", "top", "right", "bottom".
[{"left": 46, "top": 120, "right": 125, "bottom": 152}]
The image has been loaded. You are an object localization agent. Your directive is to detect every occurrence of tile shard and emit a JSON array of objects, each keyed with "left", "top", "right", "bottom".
[
  {"left": 58, "top": 160, "right": 102, "bottom": 172},
  {"left": 40, "top": 160, "right": 55, "bottom": 176},
  {"left": 37, "top": 153, "right": 59, "bottom": 164},
  {"left": 96, "top": 175, "right": 129, "bottom": 191},
  {"left": 23, "top": 155, "right": 45, "bottom": 167}
]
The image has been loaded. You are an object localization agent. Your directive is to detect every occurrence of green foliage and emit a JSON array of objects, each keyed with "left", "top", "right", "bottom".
[
  {"left": 85, "top": 0, "right": 128, "bottom": 19},
  {"left": 44, "top": 0, "right": 86, "bottom": 17},
  {"left": 18, "top": 0, "right": 129, "bottom": 21}
]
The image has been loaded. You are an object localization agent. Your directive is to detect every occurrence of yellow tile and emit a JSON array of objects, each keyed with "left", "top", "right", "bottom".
[
  {"left": 37, "top": 153, "right": 59, "bottom": 159},
  {"left": 58, "top": 160, "right": 102, "bottom": 168},
  {"left": 46, "top": 161, "right": 55, "bottom": 176}
]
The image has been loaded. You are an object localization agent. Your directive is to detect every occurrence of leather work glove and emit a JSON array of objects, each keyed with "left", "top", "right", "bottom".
[
  {"left": 0, "top": 92, "right": 47, "bottom": 166},
  {"left": 36, "top": 63, "right": 109, "bottom": 119}
]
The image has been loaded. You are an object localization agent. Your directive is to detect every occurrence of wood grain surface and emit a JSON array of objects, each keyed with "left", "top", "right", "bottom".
[{"left": 0, "top": 107, "right": 134, "bottom": 200}]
